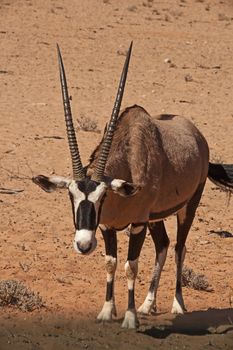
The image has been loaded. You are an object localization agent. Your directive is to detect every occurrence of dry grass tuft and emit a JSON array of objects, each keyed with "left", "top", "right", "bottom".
[
  {"left": 182, "top": 266, "right": 213, "bottom": 292},
  {"left": 0, "top": 280, "right": 45, "bottom": 311}
]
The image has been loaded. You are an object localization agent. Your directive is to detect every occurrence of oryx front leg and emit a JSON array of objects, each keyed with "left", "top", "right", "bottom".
[
  {"left": 97, "top": 226, "right": 117, "bottom": 322},
  {"left": 122, "top": 223, "right": 147, "bottom": 329},
  {"left": 138, "top": 221, "right": 169, "bottom": 315}
]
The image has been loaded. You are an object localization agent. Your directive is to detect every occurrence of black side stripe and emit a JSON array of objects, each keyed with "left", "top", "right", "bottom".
[
  {"left": 69, "top": 193, "right": 76, "bottom": 228},
  {"left": 149, "top": 201, "right": 186, "bottom": 221}
]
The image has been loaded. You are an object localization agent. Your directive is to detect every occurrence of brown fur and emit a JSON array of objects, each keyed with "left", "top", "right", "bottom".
[{"left": 87, "top": 105, "right": 209, "bottom": 229}]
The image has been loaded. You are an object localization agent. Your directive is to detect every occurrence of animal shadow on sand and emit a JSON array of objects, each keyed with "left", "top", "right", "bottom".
[{"left": 139, "top": 308, "right": 233, "bottom": 338}]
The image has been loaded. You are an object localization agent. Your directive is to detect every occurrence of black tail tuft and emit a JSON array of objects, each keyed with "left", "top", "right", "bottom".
[{"left": 208, "top": 162, "right": 233, "bottom": 191}]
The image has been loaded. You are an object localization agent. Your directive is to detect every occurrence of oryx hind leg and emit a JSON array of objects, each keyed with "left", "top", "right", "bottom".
[
  {"left": 97, "top": 225, "right": 117, "bottom": 322},
  {"left": 138, "top": 220, "right": 169, "bottom": 315},
  {"left": 172, "top": 182, "right": 205, "bottom": 314}
]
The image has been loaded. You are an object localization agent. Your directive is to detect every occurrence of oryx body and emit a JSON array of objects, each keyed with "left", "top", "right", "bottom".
[
  {"left": 33, "top": 43, "right": 233, "bottom": 329},
  {"left": 88, "top": 105, "right": 209, "bottom": 230},
  {"left": 86, "top": 104, "right": 209, "bottom": 325}
]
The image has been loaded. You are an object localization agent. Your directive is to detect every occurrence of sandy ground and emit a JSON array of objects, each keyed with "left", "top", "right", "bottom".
[{"left": 0, "top": 0, "right": 233, "bottom": 349}]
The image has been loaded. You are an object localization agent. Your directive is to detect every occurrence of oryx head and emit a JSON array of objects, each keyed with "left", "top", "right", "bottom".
[{"left": 33, "top": 42, "right": 139, "bottom": 255}]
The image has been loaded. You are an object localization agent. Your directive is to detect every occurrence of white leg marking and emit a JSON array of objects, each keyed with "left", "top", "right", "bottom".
[
  {"left": 122, "top": 259, "right": 139, "bottom": 328},
  {"left": 121, "top": 309, "right": 139, "bottom": 329},
  {"left": 125, "top": 259, "right": 138, "bottom": 280},
  {"left": 171, "top": 246, "right": 186, "bottom": 314},
  {"left": 138, "top": 291, "right": 155, "bottom": 315},
  {"left": 97, "top": 301, "right": 117, "bottom": 322},
  {"left": 138, "top": 248, "right": 168, "bottom": 315},
  {"left": 105, "top": 255, "right": 117, "bottom": 282},
  {"left": 125, "top": 259, "right": 138, "bottom": 290},
  {"left": 171, "top": 295, "right": 185, "bottom": 314},
  {"left": 97, "top": 255, "right": 117, "bottom": 322}
]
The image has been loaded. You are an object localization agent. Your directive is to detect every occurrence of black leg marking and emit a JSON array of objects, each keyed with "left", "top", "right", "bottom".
[
  {"left": 101, "top": 227, "right": 117, "bottom": 258},
  {"left": 128, "top": 289, "right": 135, "bottom": 310},
  {"left": 127, "top": 223, "right": 147, "bottom": 261},
  {"left": 106, "top": 281, "right": 113, "bottom": 302}
]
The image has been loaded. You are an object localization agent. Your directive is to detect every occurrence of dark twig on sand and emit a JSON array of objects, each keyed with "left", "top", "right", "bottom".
[{"left": 0, "top": 188, "right": 24, "bottom": 194}]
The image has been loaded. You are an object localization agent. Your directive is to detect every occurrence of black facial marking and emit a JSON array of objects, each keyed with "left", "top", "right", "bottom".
[
  {"left": 69, "top": 178, "right": 107, "bottom": 232},
  {"left": 77, "top": 200, "right": 96, "bottom": 230},
  {"left": 77, "top": 178, "right": 99, "bottom": 196}
]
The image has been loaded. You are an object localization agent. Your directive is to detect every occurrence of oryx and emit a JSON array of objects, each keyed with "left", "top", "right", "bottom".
[{"left": 33, "top": 43, "right": 233, "bottom": 329}]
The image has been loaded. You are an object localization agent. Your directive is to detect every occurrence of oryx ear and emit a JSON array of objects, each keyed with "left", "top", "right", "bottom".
[
  {"left": 32, "top": 175, "right": 71, "bottom": 193},
  {"left": 109, "top": 179, "right": 140, "bottom": 197}
]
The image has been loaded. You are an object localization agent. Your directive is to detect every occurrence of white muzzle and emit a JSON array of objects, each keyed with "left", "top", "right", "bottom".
[{"left": 73, "top": 229, "right": 97, "bottom": 255}]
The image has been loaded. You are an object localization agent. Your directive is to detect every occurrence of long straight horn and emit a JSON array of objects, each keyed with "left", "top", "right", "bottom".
[
  {"left": 57, "top": 44, "right": 85, "bottom": 181},
  {"left": 92, "top": 42, "right": 133, "bottom": 182}
]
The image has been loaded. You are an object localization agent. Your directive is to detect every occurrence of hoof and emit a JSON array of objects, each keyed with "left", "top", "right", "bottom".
[
  {"left": 171, "top": 296, "right": 186, "bottom": 314},
  {"left": 138, "top": 293, "right": 156, "bottom": 315},
  {"left": 121, "top": 310, "right": 139, "bottom": 329},
  {"left": 138, "top": 301, "right": 155, "bottom": 315},
  {"left": 97, "top": 302, "right": 117, "bottom": 322}
]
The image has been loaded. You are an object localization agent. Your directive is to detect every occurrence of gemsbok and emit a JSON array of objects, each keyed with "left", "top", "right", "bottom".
[{"left": 33, "top": 43, "right": 233, "bottom": 329}]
